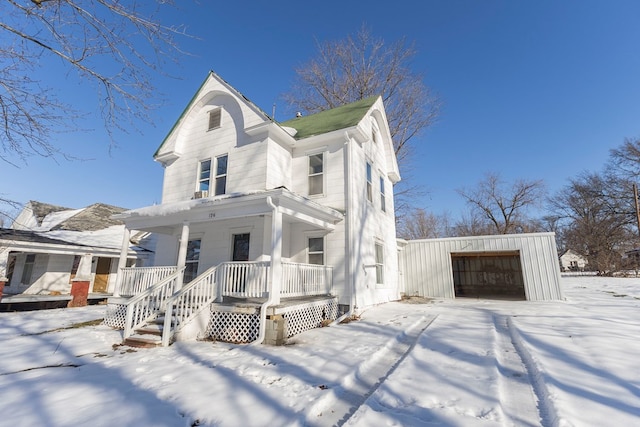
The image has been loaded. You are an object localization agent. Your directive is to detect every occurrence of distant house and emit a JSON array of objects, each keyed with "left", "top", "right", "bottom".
[
  {"left": 0, "top": 201, "right": 154, "bottom": 296},
  {"left": 559, "top": 249, "right": 588, "bottom": 272}
]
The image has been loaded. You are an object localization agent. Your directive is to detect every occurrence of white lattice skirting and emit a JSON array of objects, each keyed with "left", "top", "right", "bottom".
[
  {"left": 104, "top": 303, "right": 127, "bottom": 329},
  {"left": 207, "top": 310, "right": 260, "bottom": 343},
  {"left": 279, "top": 298, "right": 338, "bottom": 338},
  {"left": 206, "top": 297, "right": 338, "bottom": 344}
]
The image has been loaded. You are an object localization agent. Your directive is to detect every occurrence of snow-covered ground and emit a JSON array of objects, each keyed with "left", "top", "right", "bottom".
[{"left": 1, "top": 277, "right": 639, "bottom": 426}]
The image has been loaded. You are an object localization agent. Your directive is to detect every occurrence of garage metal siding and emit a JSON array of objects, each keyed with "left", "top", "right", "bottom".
[{"left": 400, "top": 232, "right": 563, "bottom": 301}]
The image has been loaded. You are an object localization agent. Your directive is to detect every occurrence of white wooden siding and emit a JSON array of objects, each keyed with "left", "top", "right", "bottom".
[{"left": 400, "top": 233, "right": 563, "bottom": 301}]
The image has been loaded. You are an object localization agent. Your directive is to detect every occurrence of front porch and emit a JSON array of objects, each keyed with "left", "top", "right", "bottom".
[{"left": 104, "top": 261, "right": 338, "bottom": 346}]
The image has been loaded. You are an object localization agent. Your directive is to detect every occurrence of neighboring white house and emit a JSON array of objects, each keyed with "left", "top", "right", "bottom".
[
  {"left": 106, "top": 71, "right": 401, "bottom": 346},
  {"left": 0, "top": 201, "right": 153, "bottom": 295},
  {"left": 559, "top": 249, "right": 588, "bottom": 272}
]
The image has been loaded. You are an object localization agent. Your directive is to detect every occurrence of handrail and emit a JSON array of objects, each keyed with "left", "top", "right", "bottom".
[
  {"left": 123, "top": 267, "right": 185, "bottom": 340},
  {"left": 161, "top": 265, "right": 218, "bottom": 347},
  {"left": 119, "top": 266, "right": 178, "bottom": 296},
  {"left": 219, "top": 261, "right": 270, "bottom": 298},
  {"left": 282, "top": 262, "right": 333, "bottom": 297}
]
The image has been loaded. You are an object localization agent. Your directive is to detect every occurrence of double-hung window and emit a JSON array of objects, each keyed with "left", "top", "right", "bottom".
[
  {"left": 214, "top": 154, "right": 228, "bottom": 195},
  {"left": 198, "top": 155, "right": 228, "bottom": 196},
  {"left": 184, "top": 239, "right": 201, "bottom": 284},
  {"left": 198, "top": 160, "right": 211, "bottom": 192},
  {"left": 366, "top": 162, "right": 373, "bottom": 202},
  {"left": 375, "top": 243, "right": 384, "bottom": 285},
  {"left": 21, "top": 254, "right": 36, "bottom": 285},
  {"left": 308, "top": 153, "right": 323, "bottom": 196},
  {"left": 380, "top": 176, "right": 386, "bottom": 212},
  {"left": 308, "top": 237, "right": 324, "bottom": 265}
]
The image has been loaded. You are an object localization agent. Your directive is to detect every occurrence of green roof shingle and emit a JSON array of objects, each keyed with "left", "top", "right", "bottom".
[{"left": 280, "top": 96, "right": 378, "bottom": 140}]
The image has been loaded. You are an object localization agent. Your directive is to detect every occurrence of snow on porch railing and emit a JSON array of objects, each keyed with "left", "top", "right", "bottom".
[
  {"left": 123, "top": 267, "right": 185, "bottom": 340},
  {"left": 119, "top": 266, "right": 178, "bottom": 296},
  {"left": 162, "top": 265, "right": 219, "bottom": 347},
  {"left": 219, "top": 261, "right": 270, "bottom": 298},
  {"left": 282, "top": 262, "right": 333, "bottom": 298}
]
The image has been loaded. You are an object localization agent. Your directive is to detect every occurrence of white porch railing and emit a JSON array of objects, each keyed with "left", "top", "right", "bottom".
[
  {"left": 123, "top": 268, "right": 185, "bottom": 340},
  {"left": 219, "top": 261, "right": 270, "bottom": 298},
  {"left": 162, "top": 265, "right": 219, "bottom": 346},
  {"left": 282, "top": 262, "right": 333, "bottom": 298},
  {"left": 119, "top": 266, "right": 178, "bottom": 296}
]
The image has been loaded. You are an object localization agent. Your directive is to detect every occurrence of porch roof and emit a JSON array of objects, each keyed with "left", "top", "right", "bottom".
[{"left": 113, "top": 188, "right": 344, "bottom": 234}]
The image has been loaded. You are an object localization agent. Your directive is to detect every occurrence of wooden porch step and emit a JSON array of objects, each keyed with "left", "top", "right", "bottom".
[
  {"left": 135, "top": 323, "right": 163, "bottom": 336},
  {"left": 123, "top": 333, "right": 162, "bottom": 348}
]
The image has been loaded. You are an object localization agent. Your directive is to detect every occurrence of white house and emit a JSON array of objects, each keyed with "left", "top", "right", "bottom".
[
  {"left": 0, "top": 201, "right": 153, "bottom": 296},
  {"left": 559, "top": 249, "right": 588, "bottom": 272},
  {"left": 105, "top": 71, "right": 401, "bottom": 346}
]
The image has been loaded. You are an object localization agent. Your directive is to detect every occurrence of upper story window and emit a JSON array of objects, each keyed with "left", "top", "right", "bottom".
[
  {"left": 308, "top": 153, "right": 324, "bottom": 196},
  {"left": 215, "top": 154, "right": 228, "bottom": 195},
  {"left": 208, "top": 108, "right": 222, "bottom": 131},
  {"left": 380, "top": 176, "right": 386, "bottom": 212},
  {"left": 198, "top": 155, "right": 228, "bottom": 196},
  {"left": 308, "top": 237, "right": 324, "bottom": 265},
  {"left": 198, "top": 159, "right": 211, "bottom": 192},
  {"left": 366, "top": 162, "right": 373, "bottom": 202}
]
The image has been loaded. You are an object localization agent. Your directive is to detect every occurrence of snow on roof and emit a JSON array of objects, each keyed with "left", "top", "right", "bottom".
[{"left": 37, "top": 208, "right": 85, "bottom": 231}]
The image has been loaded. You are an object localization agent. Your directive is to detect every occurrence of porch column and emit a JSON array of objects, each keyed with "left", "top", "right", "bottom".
[
  {"left": 0, "top": 246, "right": 10, "bottom": 282},
  {"left": 113, "top": 226, "right": 131, "bottom": 297},
  {"left": 269, "top": 207, "right": 283, "bottom": 305},
  {"left": 175, "top": 221, "right": 190, "bottom": 291}
]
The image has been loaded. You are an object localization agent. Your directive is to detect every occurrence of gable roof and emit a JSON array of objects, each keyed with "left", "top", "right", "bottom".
[
  {"left": 51, "top": 203, "right": 126, "bottom": 232},
  {"left": 27, "top": 201, "right": 71, "bottom": 225},
  {"left": 154, "top": 70, "right": 274, "bottom": 159},
  {"left": 279, "top": 96, "right": 379, "bottom": 140}
]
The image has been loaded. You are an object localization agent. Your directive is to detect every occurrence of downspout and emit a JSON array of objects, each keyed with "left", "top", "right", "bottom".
[
  {"left": 333, "top": 131, "right": 356, "bottom": 324},
  {"left": 252, "top": 196, "right": 279, "bottom": 345}
]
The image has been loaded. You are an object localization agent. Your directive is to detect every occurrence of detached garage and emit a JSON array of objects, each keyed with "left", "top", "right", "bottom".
[{"left": 399, "top": 232, "right": 562, "bottom": 301}]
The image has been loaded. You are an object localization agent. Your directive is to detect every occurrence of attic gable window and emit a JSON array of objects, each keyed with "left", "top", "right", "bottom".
[
  {"left": 208, "top": 108, "right": 222, "bottom": 131},
  {"left": 308, "top": 153, "right": 324, "bottom": 196}
]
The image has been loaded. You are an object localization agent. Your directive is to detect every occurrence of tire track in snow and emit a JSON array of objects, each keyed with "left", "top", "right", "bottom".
[
  {"left": 506, "top": 316, "right": 561, "bottom": 427},
  {"left": 493, "top": 315, "right": 543, "bottom": 426},
  {"left": 303, "top": 314, "right": 437, "bottom": 427}
]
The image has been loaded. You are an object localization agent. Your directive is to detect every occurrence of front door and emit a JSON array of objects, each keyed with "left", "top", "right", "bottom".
[
  {"left": 232, "top": 233, "right": 250, "bottom": 261},
  {"left": 93, "top": 257, "right": 111, "bottom": 293},
  {"left": 231, "top": 233, "right": 250, "bottom": 292}
]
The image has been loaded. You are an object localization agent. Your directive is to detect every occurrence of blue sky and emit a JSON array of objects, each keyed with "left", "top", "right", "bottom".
[{"left": 2, "top": 1, "right": 640, "bottom": 221}]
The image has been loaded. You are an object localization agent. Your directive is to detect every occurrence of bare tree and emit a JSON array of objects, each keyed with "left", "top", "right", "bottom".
[
  {"left": 283, "top": 25, "right": 440, "bottom": 165},
  {"left": 451, "top": 210, "right": 497, "bottom": 237},
  {"left": 457, "top": 172, "right": 546, "bottom": 235},
  {"left": 1, "top": 0, "right": 186, "bottom": 164},
  {"left": 398, "top": 208, "right": 451, "bottom": 240},
  {"left": 549, "top": 172, "right": 633, "bottom": 274}
]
